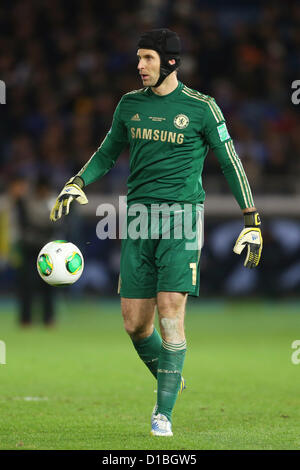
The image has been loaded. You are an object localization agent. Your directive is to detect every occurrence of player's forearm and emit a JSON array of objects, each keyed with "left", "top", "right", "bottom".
[
  {"left": 220, "top": 161, "right": 254, "bottom": 210},
  {"left": 213, "top": 141, "right": 254, "bottom": 210},
  {"left": 76, "top": 136, "right": 125, "bottom": 186},
  {"left": 77, "top": 150, "right": 116, "bottom": 186}
]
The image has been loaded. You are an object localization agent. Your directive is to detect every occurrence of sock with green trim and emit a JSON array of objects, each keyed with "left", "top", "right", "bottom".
[
  {"left": 131, "top": 327, "right": 162, "bottom": 379},
  {"left": 157, "top": 339, "right": 187, "bottom": 422}
]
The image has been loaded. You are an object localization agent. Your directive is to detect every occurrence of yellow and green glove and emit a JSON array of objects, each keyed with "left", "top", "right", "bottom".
[
  {"left": 50, "top": 176, "right": 88, "bottom": 222},
  {"left": 233, "top": 211, "right": 263, "bottom": 268}
]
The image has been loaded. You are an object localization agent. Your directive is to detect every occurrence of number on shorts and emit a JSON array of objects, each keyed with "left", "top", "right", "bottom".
[{"left": 189, "top": 262, "right": 197, "bottom": 286}]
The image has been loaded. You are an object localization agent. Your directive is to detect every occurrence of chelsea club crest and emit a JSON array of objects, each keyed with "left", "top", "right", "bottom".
[{"left": 173, "top": 114, "right": 190, "bottom": 129}]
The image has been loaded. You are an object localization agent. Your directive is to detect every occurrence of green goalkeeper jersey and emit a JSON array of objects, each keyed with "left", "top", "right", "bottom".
[{"left": 77, "top": 81, "right": 254, "bottom": 209}]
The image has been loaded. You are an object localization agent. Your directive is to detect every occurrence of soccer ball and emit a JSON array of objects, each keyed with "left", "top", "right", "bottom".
[{"left": 37, "top": 240, "right": 84, "bottom": 286}]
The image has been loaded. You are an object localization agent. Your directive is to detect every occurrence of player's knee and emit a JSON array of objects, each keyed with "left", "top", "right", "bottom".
[
  {"left": 160, "top": 316, "right": 185, "bottom": 343},
  {"left": 157, "top": 292, "right": 187, "bottom": 315},
  {"left": 122, "top": 318, "right": 150, "bottom": 340},
  {"left": 123, "top": 319, "right": 137, "bottom": 337}
]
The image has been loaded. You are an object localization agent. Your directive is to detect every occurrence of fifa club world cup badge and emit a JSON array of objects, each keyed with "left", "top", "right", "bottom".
[{"left": 173, "top": 114, "right": 189, "bottom": 129}]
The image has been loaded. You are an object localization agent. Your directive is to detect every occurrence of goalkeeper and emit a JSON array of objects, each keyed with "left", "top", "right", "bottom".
[{"left": 50, "top": 29, "right": 262, "bottom": 437}]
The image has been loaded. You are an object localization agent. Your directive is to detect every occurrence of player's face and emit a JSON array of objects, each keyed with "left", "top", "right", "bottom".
[{"left": 137, "top": 49, "right": 160, "bottom": 87}]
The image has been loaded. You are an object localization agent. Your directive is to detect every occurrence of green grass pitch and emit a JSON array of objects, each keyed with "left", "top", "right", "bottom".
[{"left": 0, "top": 297, "right": 300, "bottom": 450}]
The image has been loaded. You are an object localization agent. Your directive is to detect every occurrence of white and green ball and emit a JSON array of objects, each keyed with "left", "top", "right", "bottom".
[{"left": 37, "top": 241, "right": 84, "bottom": 286}]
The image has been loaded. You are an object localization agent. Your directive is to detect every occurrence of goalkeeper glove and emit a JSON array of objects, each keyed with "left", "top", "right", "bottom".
[
  {"left": 233, "top": 211, "right": 263, "bottom": 268},
  {"left": 50, "top": 176, "right": 88, "bottom": 222}
]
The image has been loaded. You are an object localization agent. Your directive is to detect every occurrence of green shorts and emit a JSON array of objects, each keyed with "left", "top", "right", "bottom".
[{"left": 119, "top": 203, "right": 204, "bottom": 298}]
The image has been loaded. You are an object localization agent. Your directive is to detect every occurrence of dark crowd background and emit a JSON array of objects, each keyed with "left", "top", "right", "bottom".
[{"left": 0, "top": 0, "right": 299, "bottom": 311}]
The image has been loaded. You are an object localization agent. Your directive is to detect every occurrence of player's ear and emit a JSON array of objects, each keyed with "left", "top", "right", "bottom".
[{"left": 168, "top": 59, "right": 176, "bottom": 66}]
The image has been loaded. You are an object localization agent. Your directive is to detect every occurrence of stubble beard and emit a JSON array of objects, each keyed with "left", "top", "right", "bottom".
[{"left": 141, "top": 73, "right": 159, "bottom": 88}]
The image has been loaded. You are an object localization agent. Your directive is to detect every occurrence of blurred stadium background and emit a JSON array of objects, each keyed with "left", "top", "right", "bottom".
[{"left": 0, "top": 0, "right": 299, "bottom": 313}]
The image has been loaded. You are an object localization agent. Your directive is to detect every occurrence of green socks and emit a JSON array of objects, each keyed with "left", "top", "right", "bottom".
[
  {"left": 132, "top": 328, "right": 162, "bottom": 378},
  {"left": 157, "top": 340, "right": 186, "bottom": 422},
  {"left": 132, "top": 330, "right": 186, "bottom": 423}
]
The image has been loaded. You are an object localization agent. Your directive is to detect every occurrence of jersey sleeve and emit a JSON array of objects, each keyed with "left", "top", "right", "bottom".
[
  {"left": 202, "top": 99, "right": 254, "bottom": 210},
  {"left": 77, "top": 99, "right": 128, "bottom": 186}
]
